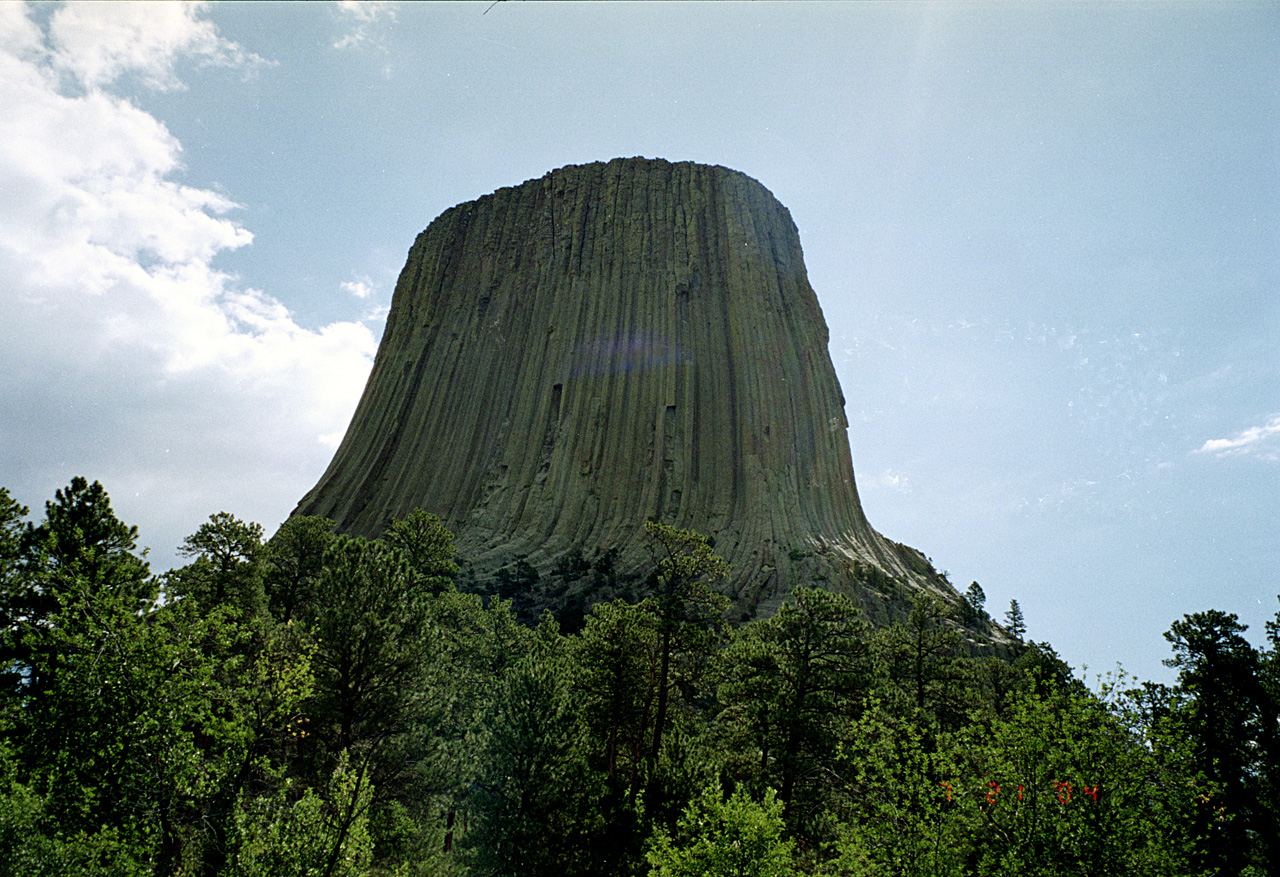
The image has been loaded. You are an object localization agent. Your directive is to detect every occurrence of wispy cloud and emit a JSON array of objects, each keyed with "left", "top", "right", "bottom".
[
  {"left": 47, "top": 1, "right": 270, "bottom": 91},
  {"left": 332, "top": 1, "right": 397, "bottom": 52},
  {"left": 341, "top": 277, "right": 375, "bottom": 299},
  {"left": 877, "top": 469, "right": 911, "bottom": 493},
  {"left": 1196, "top": 415, "right": 1280, "bottom": 461},
  {"left": 0, "top": 3, "right": 375, "bottom": 560}
]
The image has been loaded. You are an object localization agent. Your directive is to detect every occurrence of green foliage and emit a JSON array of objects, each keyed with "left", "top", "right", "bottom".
[
  {"left": 646, "top": 785, "right": 797, "bottom": 877},
  {"left": 832, "top": 705, "right": 970, "bottom": 877},
  {"left": 956, "top": 684, "right": 1172, "bottom": 876},
  {"left": 643, "top": 521, "right": 730, "bottom": 766},
  {"left": 963, "top": 581, "right": 986, "bottom": 621},
  {"left": 1161, "top": 610, "right": 1269, "bottom": 875},
  {"left": 225, "top": 750, "right": 374, "bottom": 877},
  {"left": 1005, "top": 599, "right": 1027, "bottom": 641},
  {"left": 23, "top": 476, "right": 152, "bottom": 597},
  {"left": 167, "top": 511, "right": 267, "bottom": 618},
  {"left": 306, "top": 535, "right": 429, "bottom": 753},
  {"left": 1, "top": 478, "right": 1276, "bottom": 876},
  {"left": 573, "top": 598, "right": 660, "bottom": 792},
  {"left": 468, "top": 617, "right": 603, "bottom": 877},
  {"left": 384, "top": 509, "right": 458, "bottom": 595},
  {"left": 878, "top": 592, "right": 973, "bottom": 729},
  {"left": 718, "top": 587, "right": 873, "bottom": 841},
  {"left": 264, "top": 515, "right": 336, "bottom": 623},
  {"left": 4, "top": 478, "right": 154, "bottom": 698},
  {"left": 0, "top": 487, "right": 27, "bottom": 587}
]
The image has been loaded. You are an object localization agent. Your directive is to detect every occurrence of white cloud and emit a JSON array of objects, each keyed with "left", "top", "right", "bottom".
[
  {"left": 1196, "top": 415, "right": 1280, "bottom": 461},
  {"left": 341, "top": 277, "right": 375, "bottom": 299},
  {"left": 0, "top": 3, "right": 375, "bottom": 565},
  {"left": 332, "top": 1, "right": 397, "bottom": 52},
  {"left": 48, "top": 1, "right": 269, "bottom": 91}
]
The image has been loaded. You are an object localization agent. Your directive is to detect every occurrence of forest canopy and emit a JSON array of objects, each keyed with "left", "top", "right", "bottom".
[{"left": 1, "top": 478, "right": 1277, "bottom": 876}]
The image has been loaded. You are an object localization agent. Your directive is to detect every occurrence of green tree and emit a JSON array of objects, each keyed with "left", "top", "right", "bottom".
[
  {"left": 298, "top": 527, "right": 461, "bottom": 872},
  {"left": 1163, "top": 610, "right": 1265, "bottom": 875},
  {"left": 568, "top": 599, "right": 659, "bottom": 872},
  {"left": 384, "top": 509, "right": 458, "bottom": 596},
  {"left": 574, "top": 599, "right": 660, "bottom": 794},
  {"left": 957, "top": 678, "right": 1187, "bottom": 877},
  {"left": 0, "top": 489, "right": 30, "bottom": 694},
  {"left": 166, "top": 511, "right": 266, "bottom": 618},
  {"left": 646, "top": 785, "right": 797, "bottom": 877},
  {"left": 18, "top": 585, "right": 229, "bottom": 870},
  {"left": 963, "top": 581, "right": 986, "bottom": 622},
  {"left": 412, "top": 590, "right": 531, "bottom": 864},
  {"left": 304, "top": 534, "right": 428, "bottom": 755},
  {"left": 643, "top": 522, "right": 730, "bottom": 766},
  {"left": 1255, "top": 598, "right": 1280, "bottom": 872},
  {"left": 1005, "top": 599, "right": 1027, "bottom": 642},
  {"left": 225, "top": 749, "right": 373, "bottom": 877},
  {"left": 468, "top": 617, "right": 602, "bottom": 877},
  {"left": 6, "top": 478, "right": 153, "bottom": 698},
  {"left": 879, "top": 592, "right": 971, "bottom": 729},
  {"left": 717, "top": 587, "right": 873, "bottom": 838},
  {"left": 263, "top": 515, "right": 335, "bottom": 623},
  {"left": 21, "top": 477, "right": 151, "bottom": 600},
  {"left": 0, "top": 488, "right": 26, "bottom": 585},
  {"left": 0, "top": 481, "right": 337, "bottom": 875},
  {"left": 832, "top": 705, "right": 970, "bottom": 877}
]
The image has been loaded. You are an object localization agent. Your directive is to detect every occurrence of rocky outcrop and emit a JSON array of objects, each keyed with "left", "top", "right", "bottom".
[{"left": 294, "top": 157, "right": 967, "bottom": 624}]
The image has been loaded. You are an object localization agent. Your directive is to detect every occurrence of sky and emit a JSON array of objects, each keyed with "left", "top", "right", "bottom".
[{"left": 1, "top": 1, "right": 1276, "bottom": 686}]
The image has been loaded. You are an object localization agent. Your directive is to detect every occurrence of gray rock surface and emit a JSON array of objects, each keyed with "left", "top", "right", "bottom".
[{"left": 294, "top": 157, "right": 966, "bottom": 624}]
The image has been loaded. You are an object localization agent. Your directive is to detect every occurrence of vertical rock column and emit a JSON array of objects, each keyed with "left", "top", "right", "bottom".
[{"left": 294, "top": 157, "right": 935, "bottom": 619}]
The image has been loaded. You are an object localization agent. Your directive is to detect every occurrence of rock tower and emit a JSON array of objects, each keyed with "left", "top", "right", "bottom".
[{"left": 294, "top": 158, "right": 962, "bottom": 623}]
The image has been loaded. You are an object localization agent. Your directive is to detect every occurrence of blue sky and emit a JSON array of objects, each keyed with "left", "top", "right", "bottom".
[{"left": 1, "top": 1, "right": 1276, "bottom": 685}]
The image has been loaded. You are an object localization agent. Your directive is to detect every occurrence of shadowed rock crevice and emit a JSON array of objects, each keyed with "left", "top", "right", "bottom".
[{"left": 294, "top": 157, "right": 972, "bottom": 627}]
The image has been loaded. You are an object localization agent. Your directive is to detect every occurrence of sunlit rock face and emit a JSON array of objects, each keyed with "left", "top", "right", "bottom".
[{"left": 294, "top": 157, "right": 963, "bottom": 623}]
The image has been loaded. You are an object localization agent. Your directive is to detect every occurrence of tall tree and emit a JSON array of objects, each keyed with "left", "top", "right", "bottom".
[
  {"left": 718, "top": 587, "right": 873, "bottom": 836},
  {"left": 263, "top": 515, "right": 335, "bottom": 623},
  {"left": 880, "top": 592, "right": 970, "bottom": 729},
  {"left": 5, "top": 478, "right": 153, "bottom": 701},
  {"left": 573, "top": 599, "right": 660, "bottom": 795},
  {"left": 0, "top": 489, "right": 29, "bottom": 694},
  {"left": 1163, "top": 610, "right": 1265, "bottom": 875},
  {"left": 1004, "top": 599, "right": 1027, "bottom": 642},
  {"left": 643, "top": 522, "right": 729, "bottom": 766},
  {"left": 20, "top": 477, "right": 153, "bottom": 610},
  {"left": 469, "top": 618, "right": 602, "bottom": 877},
  {"left": 963, "top": 581, "right": 986, "bottom": 622},
  {"left": 305, "top": 534, "right": 428, "bottom": 755},
  {"left": 384, "top": 509, "right": 458, "bottom": 596},
  {"left": 1256, "top": 598, "right": 1280, "bottom": 871},
  {"left": 0, "top": 488, "right": 26, "bottom": 585},
  {"left": 167, "top": 511, "right": 266, "bottom": 618}
]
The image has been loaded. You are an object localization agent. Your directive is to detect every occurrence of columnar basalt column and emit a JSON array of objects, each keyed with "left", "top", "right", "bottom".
[{"left": 294, "top": 157, "right": 961, "bottom": 622}]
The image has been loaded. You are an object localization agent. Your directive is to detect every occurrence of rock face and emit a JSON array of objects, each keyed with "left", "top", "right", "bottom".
[{"left": 294, "top": 157, "right": 962, "bottom": 623}]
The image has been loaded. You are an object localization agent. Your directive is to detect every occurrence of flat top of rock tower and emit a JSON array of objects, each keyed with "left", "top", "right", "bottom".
[{"left": 444, "top": 155, "right": 792, "bottom": 227}]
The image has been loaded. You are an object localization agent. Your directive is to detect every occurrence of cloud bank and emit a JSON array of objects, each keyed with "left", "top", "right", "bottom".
[{"left": 0, "top": 3, "right": 376, "bottom": 563}]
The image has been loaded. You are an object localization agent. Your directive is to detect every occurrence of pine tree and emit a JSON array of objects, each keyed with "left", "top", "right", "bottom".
[
  {"left": 1005, "top": 599, "right": 1027, "bottom": 641},
  {"left": 1163, "top": 610, "right": 1264, "bottom": 875},
  {"left": 642, "top": 522, "right": 729, "bottom": 766},
  {"left": 717, "top": 587, "right": 872, "bottom": 837},
  {"left": 964, "top": 581, "right": 986, "bottom": 620},
  {"left": 167, "top": 511, "right": 266, "bottom": 618}
]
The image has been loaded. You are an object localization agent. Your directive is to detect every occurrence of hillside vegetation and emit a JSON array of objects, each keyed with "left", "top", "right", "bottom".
[{"left": 2, "top": 479, "right": 1278, "bottom": 875}]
